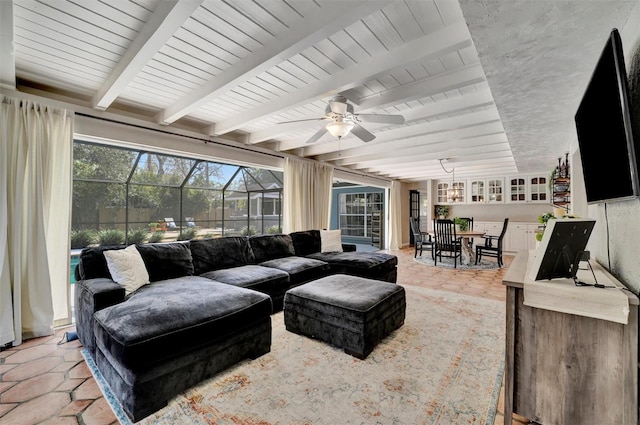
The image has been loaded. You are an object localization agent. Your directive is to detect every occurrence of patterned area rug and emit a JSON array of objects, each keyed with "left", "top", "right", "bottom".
[
  {"left": 83, "top": 285, "right": 505, "bottom": 425},
  {"left": 414, "top": 255, "right": 501, "bottom": 270}
]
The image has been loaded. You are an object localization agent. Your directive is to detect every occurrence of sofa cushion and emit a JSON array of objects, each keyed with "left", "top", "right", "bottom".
[
  {"left": 307, "top": 251, "right": 397, "bottom": 279},
  {"left": 201, "top": 265, "right": 289, "bottom": 298},
  {"left": 189, "top": 237, "right": 253, "bottom": 275},
  {"left": 78, "top": 245, "right": 126, "bottom": 280},
  {"left": 103, "top": 245, "right": 150, "bottom": 295},
  {"left": 259, "top": 256, "right": 329, "bottom": 286},
  {"left": 136, "top": 242, "right": 193, "bottom": 282},
  {"left": 93, "top": 277, "right": 272, "bottom": 372},
  {"left": 249, "top": 234, "right": 296, "bottom": 263},
  {"left": 290, "top": 230, "right": 321, "bottom": 257}
]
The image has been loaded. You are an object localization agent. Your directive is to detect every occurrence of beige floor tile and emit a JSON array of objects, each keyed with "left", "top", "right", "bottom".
[
  {"left": 2, "top": 357, "right": 62, "bottom": 381},
  {"left": 0, "top": 392, "right": 70, "bottom": 425}
]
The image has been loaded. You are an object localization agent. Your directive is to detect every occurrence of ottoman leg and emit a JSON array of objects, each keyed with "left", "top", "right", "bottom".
[{"left": 344, "top": 348, "right": 368, "bottom": 360}]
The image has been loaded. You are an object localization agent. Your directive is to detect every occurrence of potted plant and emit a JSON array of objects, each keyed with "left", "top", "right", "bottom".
[
  {"left": 453, "top": 217, "right": 469, "bottom": 232},
  {"left": 536, "top": 212, "right": 555, "bottom": 242},
  {"left": 149, "top": 222, "right": 157, "bottom": 232},
  {"left": 435, "top": 205, "right": 449, "bottom": 219}
]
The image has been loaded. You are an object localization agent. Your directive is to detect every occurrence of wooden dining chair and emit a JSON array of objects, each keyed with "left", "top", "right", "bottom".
[
  {"left": 410, "top": 217, "right": 434, "bottom": 259},
  {"left": 475, "top": 218, "right": 509, "bottom": 267},
  {"left": 433, "top": 219, "right": 462, "bottom": 268}
]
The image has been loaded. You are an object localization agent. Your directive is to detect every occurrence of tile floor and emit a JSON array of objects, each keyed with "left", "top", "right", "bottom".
[{"left": 0, "top": 247, "right": 531, "bottom": 425}]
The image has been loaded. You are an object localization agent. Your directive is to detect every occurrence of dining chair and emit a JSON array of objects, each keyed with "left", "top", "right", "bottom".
[
  {"left": 410, "top": 217, "right": 434, "bottom": 259},
  {"left": 433, "top": 219, "right": 462, "bottom": 268},
  {"left": 475, "top": 218, "right": 509, "bottom": 267}
]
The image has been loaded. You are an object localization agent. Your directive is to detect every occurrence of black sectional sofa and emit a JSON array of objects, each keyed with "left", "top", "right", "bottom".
[{"left": 75, "top": 231, "right": 397, "bottom": 421}]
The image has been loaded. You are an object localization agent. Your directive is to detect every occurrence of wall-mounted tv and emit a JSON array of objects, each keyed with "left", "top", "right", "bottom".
[{"left": 575, "top": 28, "right": 639, "bottom": 204}]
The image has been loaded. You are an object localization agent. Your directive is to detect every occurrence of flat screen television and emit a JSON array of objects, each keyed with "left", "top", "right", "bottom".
[
  {"left": 529, "top": 218, "right": 596, "bottom": 281},
  {"left": 575, "top": 28, "right": 639, "bottom": 204}
]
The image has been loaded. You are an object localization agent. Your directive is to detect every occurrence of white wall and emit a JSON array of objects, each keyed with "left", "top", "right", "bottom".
[
  {"left": 446, "top": 203, "right": 552, "bottom": 222},
  {"left": 571, "top": 0, "right": 640, "bottom": 292}
]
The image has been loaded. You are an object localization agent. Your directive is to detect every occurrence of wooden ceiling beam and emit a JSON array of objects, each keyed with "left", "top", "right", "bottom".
[
  {"left": 92, "top": 0, "right": 202, "bottom": 110},
  {"left": 212, "top": 21, "right": 474, "bottom": 135},
  {"left": 158, "top": 1, "right": 390, "bottom": 125}
]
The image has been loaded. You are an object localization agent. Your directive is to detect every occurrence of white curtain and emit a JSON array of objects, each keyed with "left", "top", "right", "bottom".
[
  {"left": 283, "top": 157, "right": 333, "bottom": 233},
  {"left": 0, "top": 96, "right": 73, "bottom": 346},
  {"left": 388, "top": 180, "right": 403, "bottom": 250}
]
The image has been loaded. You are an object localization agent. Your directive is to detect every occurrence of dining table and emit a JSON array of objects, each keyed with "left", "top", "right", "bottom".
[{"left": 455, "top": 229, "right": 486, "bottom": 265}]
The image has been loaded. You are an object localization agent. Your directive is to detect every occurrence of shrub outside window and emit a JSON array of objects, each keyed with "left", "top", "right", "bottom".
[{"left": 71, "top": 141, "right": 283, "bottom": 249}]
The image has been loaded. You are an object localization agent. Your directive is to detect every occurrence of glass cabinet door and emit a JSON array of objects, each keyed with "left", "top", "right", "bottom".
[
  {"left": 469, "top": 180, "right": 485, "bottom": 203},
  {"left": 509, "top": 177, "right": 526, "bottom": 202},
  {"left": 487, "top": 179, "right": 504, "bottom": 202},
  {"left": 450, "top": 180, "right": 465, "bottom": 203},
  {"left": 437, "top": 182, "right": 449, "bottom": 204},
  {"left": 529, "top": 176, "right": 548, "bottom": 202}
]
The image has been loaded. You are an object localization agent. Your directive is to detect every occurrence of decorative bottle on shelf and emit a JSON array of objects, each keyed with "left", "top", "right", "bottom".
[{"left": 564, "top": 152, "right": 569, "bottom": 178}]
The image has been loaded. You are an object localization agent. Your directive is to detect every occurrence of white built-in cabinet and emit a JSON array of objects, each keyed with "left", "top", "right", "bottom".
[
  {"left": 474, "top": 221, "right": 539, "bottom": 253},
  {"left": 507, "top": 223, "right": 540, "bottom": 251},
  {"left": 507, "top": 175, "right": 550, "bottom": 204},
  {"left": 468, "top": 179, "right": 485, "bottom": 203},
  {"left": 468, "top": 178, "right": 504, "bottom": 204},
  {"left": 437, "top": 174, "right": 548, "bottom": 206},
  {"left": 436, "top": 180, "right": 466, "bottom": 204},
  {"left": 436, "top": 181, "right": 447, "bottom": 204},
  {"left": 528, "top": 176, "right": 549, "bottom": 203}
]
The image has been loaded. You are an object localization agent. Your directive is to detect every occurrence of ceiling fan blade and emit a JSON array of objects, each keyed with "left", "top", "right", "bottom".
[
  {"left": 351, "top": 124, "right": 376, "bottom": 142},
  {"left": 356, "top": 114, "right": 405, "bottom": 125},
  {"left": 305, "top": 127, "right": 328, "bottom": 144},
  {"left": 277, "top": 117, "right": 326, "bottom": 124}
]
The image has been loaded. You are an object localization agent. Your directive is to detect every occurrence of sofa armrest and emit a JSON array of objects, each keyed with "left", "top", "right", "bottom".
[
  {"left": 75, "top": 278, "right": 125, "bottom": 359},
  {"left": 342, "top": 243, "right": 357, "bottom": 252}
]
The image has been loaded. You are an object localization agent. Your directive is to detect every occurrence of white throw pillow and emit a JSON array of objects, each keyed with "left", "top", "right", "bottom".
[
  {"left": 320, "top": 229, "right": 343, "bottom": 253},
  {"left": 103, "top": 245, "right": 150, "bottom": 295}
]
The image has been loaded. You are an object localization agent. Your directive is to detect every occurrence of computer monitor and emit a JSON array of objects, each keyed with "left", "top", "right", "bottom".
[{"left": 529, "top": 218, "right": 596, "bottom": 281}]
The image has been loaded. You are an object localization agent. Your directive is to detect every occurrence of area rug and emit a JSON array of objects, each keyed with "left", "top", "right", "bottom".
[
  {"left": 414, "top": 255, "right": 501, "bottom": 270},
  {"left": 83, "top": 285, "right": 505, "bottom": 425}
]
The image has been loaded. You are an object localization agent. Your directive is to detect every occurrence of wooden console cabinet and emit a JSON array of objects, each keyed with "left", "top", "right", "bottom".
[{"left": 502, "top": 251, "right": 638, "bottom": 424}]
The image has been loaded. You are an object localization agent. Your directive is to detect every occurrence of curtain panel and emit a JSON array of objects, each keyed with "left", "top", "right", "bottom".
[
  {"left": 283, "top": 158, "right": 333, "bottom": 233},
  {"left": 389, "top": 180, "right": 403, "bottom": 250},
  {"left": 0, "top": 96, "right": 73, "bottom": 346}
]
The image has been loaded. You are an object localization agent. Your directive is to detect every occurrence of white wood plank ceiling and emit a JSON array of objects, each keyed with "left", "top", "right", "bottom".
[{"left": 3, "top": 0, "right": 635, "bottom": 182}]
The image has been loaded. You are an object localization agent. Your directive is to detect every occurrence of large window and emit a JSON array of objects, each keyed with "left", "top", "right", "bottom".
[
  {"left": 71, "top": 141, "right": 283, "bottom": 248},
  {"left": 338, "top": 192, "right": 382, "bottom": 238}
]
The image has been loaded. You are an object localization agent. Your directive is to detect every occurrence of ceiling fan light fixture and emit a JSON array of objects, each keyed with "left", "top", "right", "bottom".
[{"left": 326, "top": 120, "right": 354, "bottom": 139}]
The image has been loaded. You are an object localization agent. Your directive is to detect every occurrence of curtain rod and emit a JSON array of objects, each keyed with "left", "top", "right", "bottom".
[
  {"left": 75, "top": 112, "right": 285, "bottom": 161},
  {"left": 5, "top": 89, "right": 393, "bottom": 184}
]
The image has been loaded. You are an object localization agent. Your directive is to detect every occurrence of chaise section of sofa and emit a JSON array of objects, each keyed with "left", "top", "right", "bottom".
[
  {"left": 290, "top": 230, "right": 398, "bottom": 283},
  {"left": 74, "top": 242, "right": 273, "bottom": 422},
  {"left": 93, "top": 277, "right": 272, "bottom": 421}
]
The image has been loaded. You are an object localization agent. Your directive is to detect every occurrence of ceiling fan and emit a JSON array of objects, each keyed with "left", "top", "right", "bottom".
[{"left": 278, "top": 96, "right": 405, "bottom": 144}]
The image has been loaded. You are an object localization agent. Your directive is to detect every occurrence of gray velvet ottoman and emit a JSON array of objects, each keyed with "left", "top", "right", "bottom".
[{"left": 283, "top": 274, "right": 406, "bottom": 359}]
